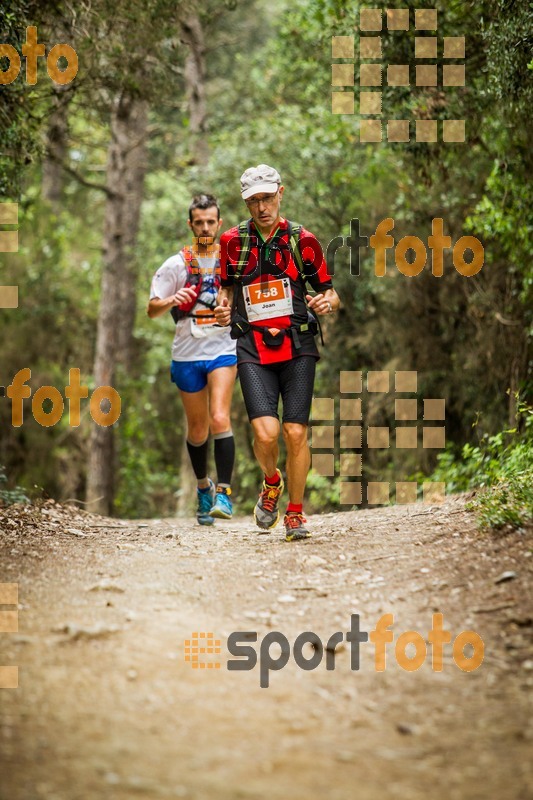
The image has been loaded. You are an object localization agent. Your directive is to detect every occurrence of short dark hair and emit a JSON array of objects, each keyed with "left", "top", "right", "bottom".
[{"left": 188, "top": 193, "right": 220, "bottom": 222}]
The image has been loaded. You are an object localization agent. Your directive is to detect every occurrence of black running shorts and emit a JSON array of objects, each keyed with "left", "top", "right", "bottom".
[{"left": 238, "top": 357, "right": 316, "bottom": 425}]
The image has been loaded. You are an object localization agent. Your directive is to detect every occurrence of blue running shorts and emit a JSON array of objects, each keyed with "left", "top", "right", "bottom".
[{"left": 170, "top": 355, "right": 237, "bottom": 393}]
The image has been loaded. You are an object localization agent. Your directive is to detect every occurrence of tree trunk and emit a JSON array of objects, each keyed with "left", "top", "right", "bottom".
[
  {"left": 42, "top": 86, "right": 71, "bottom": 209},
  {"left": 180, "top": 13, "right": 208, "bottom": 165},
  {"left": 86, "top": 92, "right": 148, "bottom": 516},
  {"left": 174, "top": 12, "right": 209, "bottom": 515}
]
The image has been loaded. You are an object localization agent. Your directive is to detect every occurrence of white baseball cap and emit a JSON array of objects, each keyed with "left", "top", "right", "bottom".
[{"left": 240, "top": 164, "right": 281, "bottom": 200}]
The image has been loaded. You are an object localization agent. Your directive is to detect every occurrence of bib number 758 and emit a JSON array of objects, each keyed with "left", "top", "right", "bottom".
[{"left": 255, "top": 286, "right": 279, "bottom": 300}]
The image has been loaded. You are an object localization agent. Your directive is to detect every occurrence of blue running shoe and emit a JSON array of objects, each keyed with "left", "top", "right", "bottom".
[
  {"left": 209, "top": 487, "right": 233, "bottom": 520},
  {"left": 197, "top": 479, "right": 216, "bottom": 526}
]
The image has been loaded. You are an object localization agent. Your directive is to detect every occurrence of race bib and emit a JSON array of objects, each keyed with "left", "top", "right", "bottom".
[
  {"left": 190, "top": 309, "right": 224, "bottom": 338},
  {"left": 243, "top": 278, "right": 293, "bottom": 322}
]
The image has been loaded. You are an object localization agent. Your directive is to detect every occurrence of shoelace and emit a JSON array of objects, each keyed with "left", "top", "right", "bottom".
[
  {"left": 260, "top": 484, "right": 281, "bottom": 512},
  {"left": 285, "top": 513, "right": 307, "bottom": 529}
]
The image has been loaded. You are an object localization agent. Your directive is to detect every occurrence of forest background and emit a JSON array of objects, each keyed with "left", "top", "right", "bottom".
[{"left": 0, "top": 0, "right": 531, "bottom": 523}]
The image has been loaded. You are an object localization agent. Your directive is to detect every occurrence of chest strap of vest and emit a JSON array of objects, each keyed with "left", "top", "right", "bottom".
[
  {"left": 233, "top": 220, "right": 306, "bottom": 281},
  {"left": 232, "top": 221, "right": 324, "bottom": 346}
]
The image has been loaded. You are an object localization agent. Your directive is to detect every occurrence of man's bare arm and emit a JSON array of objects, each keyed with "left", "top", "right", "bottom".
[{"left": 147, "top": 286, "right": 198, "bottom": 319}]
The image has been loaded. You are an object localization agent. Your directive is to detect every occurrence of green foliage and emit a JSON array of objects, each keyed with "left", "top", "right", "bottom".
[
  {"left": 307, "top": 469, "right": 339, "bottom": 512},
  {"left": 0, "top": 194, "right": 101, "bottom": 501},
  {"left": 428, "top": 399, "right": 533, "bottom": 529},
  {"left": 484, "top": 0, "right": 533, "bottom": 110},
  {"left": 466, "top": 155, "right": 533, "bottom": 315},
  {"left": 0, "top": 0, "right": 44, "bottom": 197},
  {"left": 471, "top": 474, "right": 532, "bottom": 531},
  {"left": 113, "top": 367, "right": 187, "bottom": 518},
  {"left": 0, "top": 466, "right": 29, "bottom": 506}
]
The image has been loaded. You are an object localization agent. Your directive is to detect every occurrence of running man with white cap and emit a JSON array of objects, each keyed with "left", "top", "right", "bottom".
[{"left": 214, "top": 165, "right": 340, "bottom": 541}]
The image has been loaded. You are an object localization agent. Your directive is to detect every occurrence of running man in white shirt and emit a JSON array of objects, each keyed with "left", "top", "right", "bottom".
[{"left": 148, "top": 194, "right": 237, "bottom": 524}]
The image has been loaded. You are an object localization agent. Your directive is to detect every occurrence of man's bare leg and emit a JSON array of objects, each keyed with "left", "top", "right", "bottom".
[
  {"left": 282, "top": 422, "right": 310, "bottom": 505},
  {"left": 251, "top": 416, "right": 280, "bottom": 477},
  {"left": 206, "top": 366, "right": 236, "bottom": 436},
  {"left": 251, "top": 416, "right": 284, "bottom": 530}
]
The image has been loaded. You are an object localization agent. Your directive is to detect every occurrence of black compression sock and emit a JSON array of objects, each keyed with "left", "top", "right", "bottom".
[
  {"left": 186, "top": 438, "right": 209, "bottom": 480},
  {"left": 213, "top": 431, "right": 235, "bottom": 486}
]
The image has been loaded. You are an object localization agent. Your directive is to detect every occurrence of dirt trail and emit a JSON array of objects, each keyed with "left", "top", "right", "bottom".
[{"left": 0, "top": 496, "right": 531, "bottom": 800}]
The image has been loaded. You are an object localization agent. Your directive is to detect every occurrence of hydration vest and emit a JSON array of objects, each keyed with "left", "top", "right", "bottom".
[
  {"left": 231, "top": 219, "right": 306, "bottom": 283},
  {"left": 170, "top": 244, "right": 221, "bottom": 324},
  {"left": 229, "top": 220, "right": 323, "bottom": 347}
]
